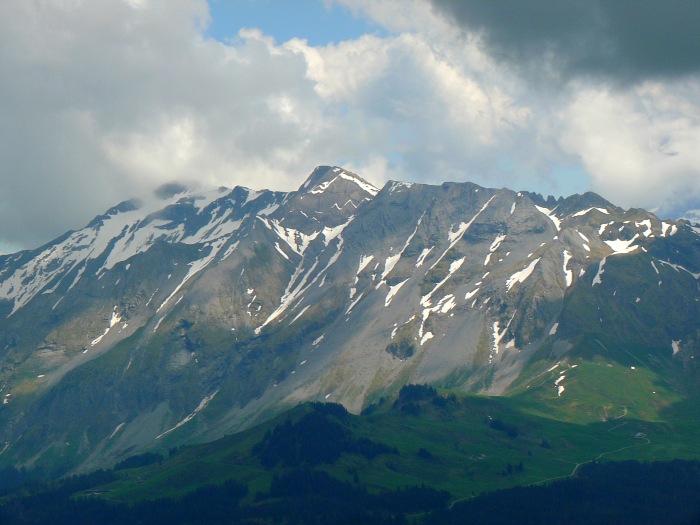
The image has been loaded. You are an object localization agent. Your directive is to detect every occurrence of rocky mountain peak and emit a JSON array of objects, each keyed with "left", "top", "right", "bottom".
[{"left": 298, "top": 166, "right": 378, "bottom": 198}]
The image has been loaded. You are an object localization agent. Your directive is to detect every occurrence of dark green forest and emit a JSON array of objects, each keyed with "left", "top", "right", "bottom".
[
  {"left": 1, "top": 459, "right": 699, "bottom": 524},
  {"left": 2, "top": 394, "right": 700, "bottom": 524}
]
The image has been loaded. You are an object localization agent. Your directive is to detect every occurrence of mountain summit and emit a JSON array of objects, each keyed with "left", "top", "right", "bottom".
[{"left": 0, "top": 166, "right": 697, "bottom": 475}]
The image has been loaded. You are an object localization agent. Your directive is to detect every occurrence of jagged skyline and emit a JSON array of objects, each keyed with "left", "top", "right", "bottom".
[{"left": 1, "top": 0, "right": 699, "bottom": 254}]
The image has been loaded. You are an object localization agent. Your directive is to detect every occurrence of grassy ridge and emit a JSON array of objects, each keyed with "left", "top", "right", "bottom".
[{"left": 78, "top": 378, "right": 700, "bottom": 504}]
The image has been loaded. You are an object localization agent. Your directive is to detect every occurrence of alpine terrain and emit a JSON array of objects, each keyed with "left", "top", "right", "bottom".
[{"left": 0, "top": 165, "right": 698, "bottom": 476}]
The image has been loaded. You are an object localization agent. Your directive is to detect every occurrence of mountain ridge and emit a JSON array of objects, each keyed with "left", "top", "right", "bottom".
[{"left": 0, "top": 165, "right": 697, "bottom": 475}]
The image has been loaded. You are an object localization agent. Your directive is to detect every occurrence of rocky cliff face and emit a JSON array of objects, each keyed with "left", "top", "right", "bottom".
[{"left": 0, "top": 166, "right": 698, "bottom": 474}]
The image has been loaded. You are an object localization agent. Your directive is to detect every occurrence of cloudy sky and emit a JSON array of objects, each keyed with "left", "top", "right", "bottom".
[{"left": 1, "top": 0, "right": 699, "bottom": 254}]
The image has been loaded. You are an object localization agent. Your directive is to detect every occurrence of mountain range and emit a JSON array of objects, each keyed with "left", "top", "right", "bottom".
[{"left": 0, "top": 165, "right": 698, "bottom": 476}]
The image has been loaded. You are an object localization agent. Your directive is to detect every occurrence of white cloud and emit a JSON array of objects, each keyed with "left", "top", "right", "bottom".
[
  {"left": 0, "top": 0, "right": 698, "bottom": 252},
  {"left": 334, "top": 0, "right": 450, "bottom": 37},
  {"left": 285, "top": 27, "right": 534, "bottom": 185},
  {"left": 0, "top": 1, "right": 319, "bottom": 249},
  {"left": 558, "top": 80, "right": 700, "bottom": 215}
]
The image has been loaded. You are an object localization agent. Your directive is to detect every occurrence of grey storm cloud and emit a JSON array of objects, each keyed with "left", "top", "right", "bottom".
[{"left": 428, "top": 0, "right": 700, "bottom": 83}]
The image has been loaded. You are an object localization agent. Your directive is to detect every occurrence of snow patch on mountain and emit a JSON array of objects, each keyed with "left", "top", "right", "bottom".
[
  {"left": 599, "top": 221, "right": 614, "bottom": 236},
  {"left": 388, "top": 181, "right": 414, "bottom": 193},
  {"left": 241, "top": 189, "right": 262, "bottom": 206},
  {"left": 89, "top": 307, "right": 122, "bottom": 348},
  {"left": 345, "top": 291, "right": 364, "bottom": 315},
  {"left": 109, "top": 422, "right": 126, "bottom": 440},
  {"left": 659, "top": 260, "right": 700, "bottom": 279},
  {"left": 535, "top": 205, "right": 561, "bottom": 231},
  {"left": 415, "top": 247, "right": 433, "bottom": 268},
  {"left": 555, "top": 374, "right": 566, "bottom": 396},
  {"left": 604, "top": 235, "right": 639, "bottom": 255},
  {"left": 289, "top": 305, "right": 311, "bottom": 325},
  {"left": 592, "top": 257, "right": 607, "bottom": 286},
  {"left": 572, "top": 207, "right": 609, "bottom": 217},
  {"left": 261, "top": 218, "right": 320, "bottom": 255},
  {"left": 490, "top": 233, "right": 506, "bottom": 252},
  {"left": 490, "top": 312, "right": 516, "bottom": 363},
  {"left": 257, "top": 244, "right": 345, "bottom": 333},
  {"left": 635, "top": 220, "right": 652, "bottom": 237},
  {"left": 338, "top": 172, "right": 379, "bottom": 196},
  {"left": 0, "top": 185, "right": 272, "bottom": 315},
  {"left": 381, "top": 254, "right": 401, "bottom": 281},
  {"left": 357, "top": 255, "right": 374, "bottom": 274},
  {"left": 258, "top": 202, "right": 280, "bottom": 216},
  {"left": 157, "top": 237, "right": 228, "bottom": 312},
  {"left": 309, "top": 170, "right": 379, "bottom": 197},
  {"left": 385, "top": 279, "right": 409, "bottom": 307},
  {"left": 506, "top": 258, "right": 540, "bottom": 291},
  {"left": 183, "top": 213, "right": 243, "bottom": 246},
  {"left": 421, "top": 257, "right": 465, "bottom": 306},
  {"left": 156, "top": 389, "right": 220, "bottom": 440},
  {"left": 323, "top": 216, "right": 354, "bottom": 246},
  {"left": 275, "top": 243, "right": 291, "bottom": 261},
  {"left": 429, "top": 196, "right": 496, "bottom": 272},
  {"left": 661, "top": 222, "right": 677, "bottom": 237},
  {"left": 562, "top": 250, "right": 573, "bottom": 287}
]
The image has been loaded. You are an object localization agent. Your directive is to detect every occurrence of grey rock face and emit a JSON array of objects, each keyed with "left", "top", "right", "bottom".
[{"left": 0, "top": 166, "right": 697, "bottom": 474}]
